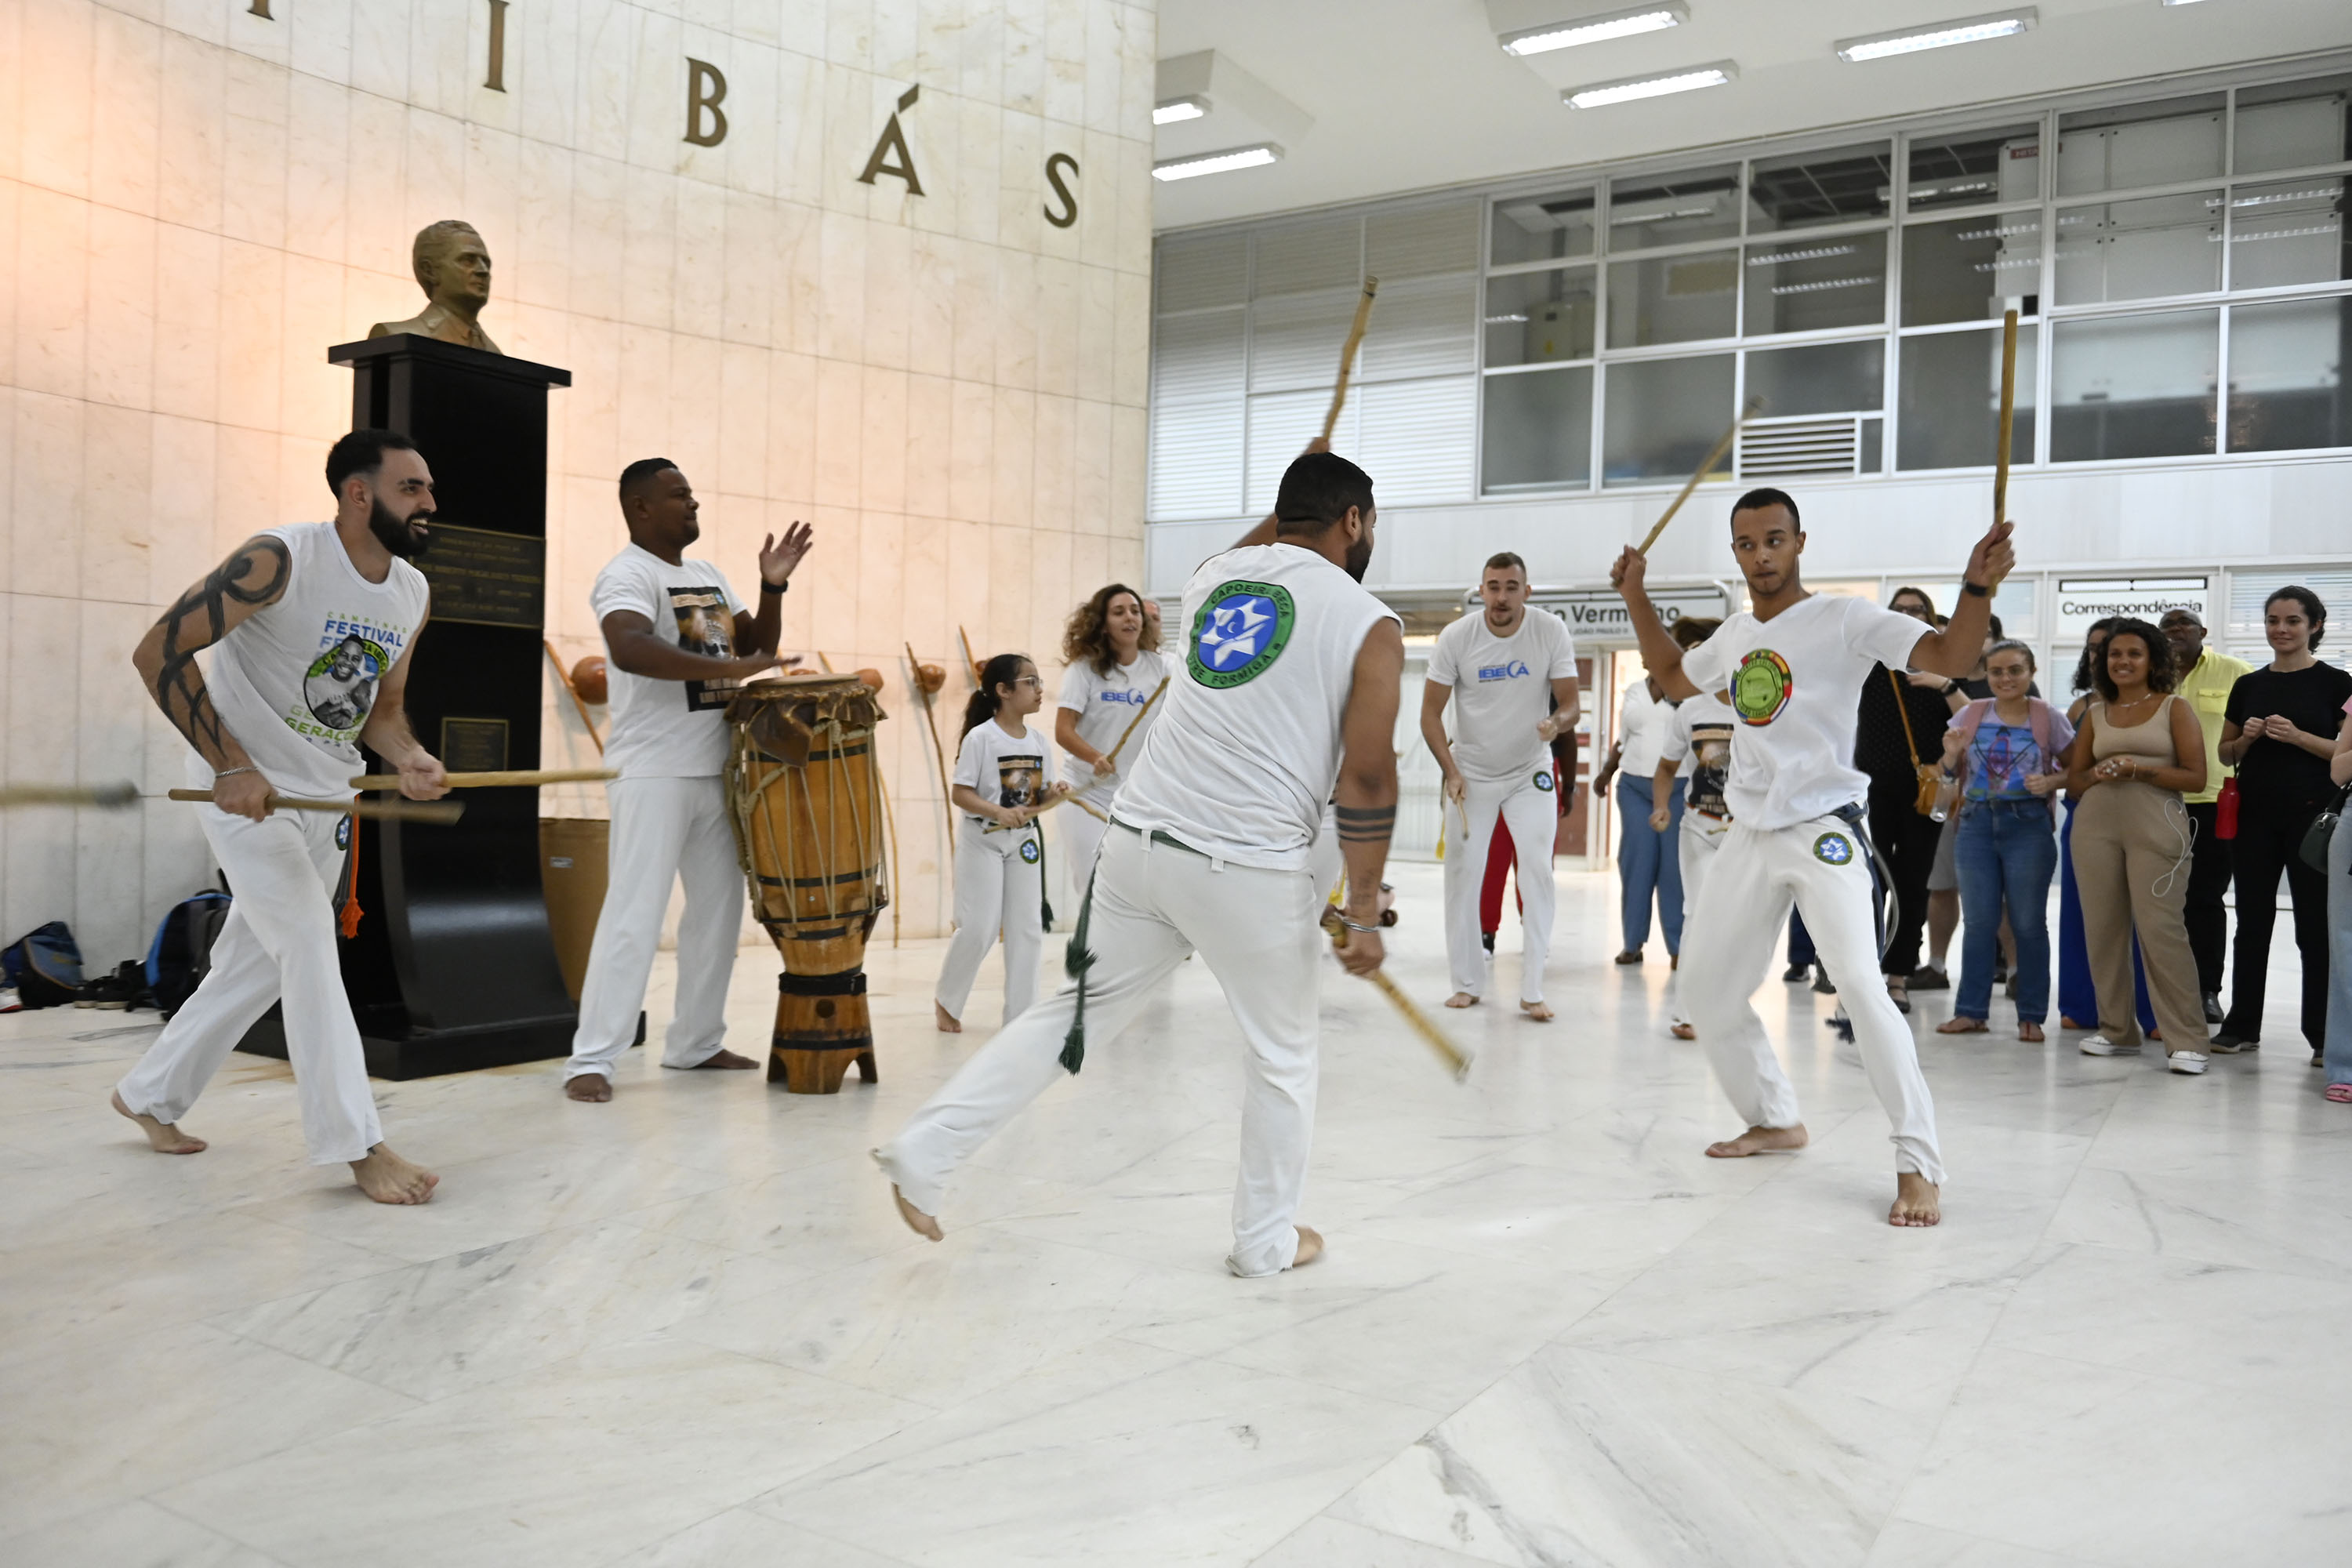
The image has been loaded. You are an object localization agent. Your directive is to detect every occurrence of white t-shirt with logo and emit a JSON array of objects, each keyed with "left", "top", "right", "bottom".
[
  {"left": 591, "top": 544, "right": 749, "bottom": 780},
  {"left": 1426, "top": 609, "right": 1577, "bottom": 784},
  {"left": 1679, "top": 593, "right": 1930, "bottom": 831},
  {"left": 204, "top": 521, "right": 430, "bottom": 800},
  {"left": 1056, "top": 648, "right": 1170, "bottom": 802},
  {"left": 1116, "top": 543, "right": 1399, "bottom": 872},
  {"left": 952, "top": 717, "right": 1055, "bottom": 828},
  {"left": 1661, "top": 691, "right": 1739, "bottom": 821}
]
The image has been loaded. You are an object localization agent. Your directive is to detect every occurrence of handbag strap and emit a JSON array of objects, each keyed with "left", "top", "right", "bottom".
[{"left": 1889, "top": 669, "right": 1925, "bottom": 768}]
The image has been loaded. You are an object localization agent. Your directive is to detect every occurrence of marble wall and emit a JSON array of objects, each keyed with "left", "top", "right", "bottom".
[{"left": 3, "top": 0, "right": 1156, "bottom": 960}]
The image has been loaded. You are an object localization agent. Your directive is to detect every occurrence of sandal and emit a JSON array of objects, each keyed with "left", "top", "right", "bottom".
[
  {"left": 1886, "top": 978, "right": 1911, "bottom": 1015},
  {"left": 1935, "top": 1016, "right": 1987, "bottom": 1035},
  {"left": 2326, "top": 1083, "right": 2352, "bottom": 1104}
]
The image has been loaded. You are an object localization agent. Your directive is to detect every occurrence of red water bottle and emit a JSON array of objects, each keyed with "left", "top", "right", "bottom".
[{"left": 2216, "top": 777, "right": 2239, "bottom": 840}]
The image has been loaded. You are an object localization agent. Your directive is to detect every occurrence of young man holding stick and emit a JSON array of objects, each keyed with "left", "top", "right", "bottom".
[{"left": 1610, "top": 487, "right": 2016, "bottom": 1227}]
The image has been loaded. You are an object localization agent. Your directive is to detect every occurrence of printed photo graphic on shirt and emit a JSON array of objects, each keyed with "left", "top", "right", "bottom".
[
  {"left": 1018, "top": 837, "right": 1041, "bottom": 864},
  {"left": 299, "top": 633, "right": 388, "bottom": 734},
  {"left": 667, "top": 586, "right": 738, "bottom": 712},
  {"left": 1688, "top": 721, "right": 1734, "bottom": 818},
  {"left": 996, "top": 754, "right": 1046, "bottom": 811},
  {"left": 1732, "top": 648, "right": 1795, "bottom": 726},
  {"left": 1188, "top": 580, "right": 1295, "bottom": 689},
  {"left": 1812, "top": 830, "right": 1855, "bottom": 866}
]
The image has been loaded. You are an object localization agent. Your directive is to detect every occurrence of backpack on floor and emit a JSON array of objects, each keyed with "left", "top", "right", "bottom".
[
  {"left": 146, "top": 891, "right": 231, "bottom": 1018},
  {"left": 1, "top": 921, "right": 85, "bottom": 1010}
]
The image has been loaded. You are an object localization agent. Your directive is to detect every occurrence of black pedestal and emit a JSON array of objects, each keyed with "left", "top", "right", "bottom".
[{"left": 238, "top": 335, "right": 578, "bottom": 1080}]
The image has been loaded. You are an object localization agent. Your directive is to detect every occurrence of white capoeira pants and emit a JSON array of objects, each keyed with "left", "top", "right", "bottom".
[
  {"left": 936, "top": 819, "right": 1047, "bottom": 1029},
  {"left": 1666, "top": 810, "right": 1732, "bottom": 1030},
  {"left": 1679, "top": 813, "right": 1944, "bottom": 1185},
  {"left": 1442, "top": 772, "right": 1559, "bottom": 1003},
  {"left": 1058, "top": 795, "right": 1112, "bottom": 916},
  {"left": 883, "top": 822, "right": 1321, "bottom": 1276},
  {"left": 566, "top": 775, "right": 742, "bottom": 1081},
  {"left": 116, "top": 802, "right": 380, "bottom": 1165}
]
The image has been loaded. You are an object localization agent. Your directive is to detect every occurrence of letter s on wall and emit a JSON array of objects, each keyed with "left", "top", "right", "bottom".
[{"left": 1044, "top": 153, "right": 1080, "bottom": 229}]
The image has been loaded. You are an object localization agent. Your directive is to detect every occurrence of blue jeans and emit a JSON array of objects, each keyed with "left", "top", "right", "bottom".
[
  {"left": 1617, "top": 775, "right": 1685, "bottom": 954},
  {"left": 1955, "top": 800, "right": 2058, "bottom": 1022}
]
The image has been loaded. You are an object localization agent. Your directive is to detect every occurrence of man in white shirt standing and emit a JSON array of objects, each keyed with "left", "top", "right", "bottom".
[
  {"left": 877, "top": 451, "right": 1403, "bottom": 1277},
  {"left": 1421, "top": 553, "right": 1580, "bottom": 1018},
  {"left": 561, "top": 459, "right": 812, "bottom": 1102},
  {"left": 1611, "top": 486, "right": 2016, "bottom": 1228}
]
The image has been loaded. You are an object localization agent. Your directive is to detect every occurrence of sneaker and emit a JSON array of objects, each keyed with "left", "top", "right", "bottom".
[
  {"left": 1910, "top": 965, "right": 1951, "bottom": 992},
  {"left": 2206, "top": 1033, "right": 2259, "bottom": 1054},
  {"left": 2202, "top": 992, "right": 2223, "bottom": 1025},
  {"left": 2168, "top": 1051, "right": 2210, "bottom": 1076},
  {"left": 0, "top": 986, "right": 19, "bottom": 1013},
  {"left": 1813, "top": 968, "right": 1837, "bottom": 996},
  {"left": 1783, "top": 964, "right": 1809, "bottom": 982},
  {"left": 2080, "top": 1035, "right": 2141, "bottom": 1056}
]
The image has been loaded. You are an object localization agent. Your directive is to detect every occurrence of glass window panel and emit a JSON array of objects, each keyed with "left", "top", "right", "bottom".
[
  {"left": 2053, "top": 191, "right": 2223, "bottom": 305},
  {"left": 2050, "top": 309, "right": 2219, "bottom": 462},
  {"left": 1902, "top": 212, "right": 2043, "bottom": 325},
  {"left": 1602, "top": 354, "right": 1735, "bottom": 486},
  {"left": 2226, "top": 176, "right": 2350, "bottom": 291},
  {"left": 1745, "top": 339, "right": 1884, "bottom": 417},
  {"left": 2233, "top": 74, "right": 2352, "bottom": 176},
  {"left": 1483, "top": 366, "right": 1594, "bottom": 492},
  {"left": 1359, "top": 275, "right": 1479, "bottom": 381},
  {"left": 1248, "top": 290, "right": 1359, "bottom": 392},
  {"left": 1483, "top": 267, "right": 1596, "bottom": 367},
  {"left": 1907, "top": 123, "right": 2042, "bottom": 213},
  {"left": 1607, "top": 163, "right": 1742, "bottom": 250},
  {"left": 1896, "top": 325, "right": 2039, "bottom": 470},
  {"left": 1359, "top": 377, "right": 1477, "bottom": 505},
  {"left": 1741, "top": 231, "right": 1888, "bottom": 336},
  {"left": 1490, "top": 188, "right": 1597, "bottom": 267},
  {"left": 2227, "top": 296, "right": 2352, "bottom": 453},
  {"left": 1607, "top": 250, "right": 1737, "bottom": 347},
  {"left": 2056, "top": 94, "right": 2225, "bottom": 196},
  {"left": 1746, "top": 142, "right": 1893, "bottom": 232}
]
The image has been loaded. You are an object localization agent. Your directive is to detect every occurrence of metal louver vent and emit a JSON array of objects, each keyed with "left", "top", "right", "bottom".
[{"left": 1740, "top": 416, "right": 1861, "bottom": 476}]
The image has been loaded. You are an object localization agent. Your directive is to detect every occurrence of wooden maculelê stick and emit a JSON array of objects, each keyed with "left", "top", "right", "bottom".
[
  {"left": 169, "top": 789, "right": 463, "bottom": 825},
  {"left": 1994, "top": 307, "right": 2020, "bottom": 527},
  {"left": 1635, "top": 396, "right": 1765, "bottom": 557},
  {"left": 346, "top": 768, "right": 615, "bottom": 790},
  {"left": 1096, "top": 676, "right": 1169, "bottom": 773},
  {"left": 907, "top": 641, "right": 957, "bottom": 884},
  {"left": 958, "top": 626, "right": 982, "bottom": 688},
  {"left": 1320, "top": 276, "right": 1379, "bottom": 442},
  {"left": 1319, "top": 908, "right": 1471, "bottom": 1081},
  {"left": 0, "top": 782, "right": 138, "bottom": 809},
  {"left": 544, "top": 639, "right": 603, "bottom": 756}
]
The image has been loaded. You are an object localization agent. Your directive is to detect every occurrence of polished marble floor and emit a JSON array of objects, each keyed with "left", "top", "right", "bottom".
[{"left": 5, "top": 863, "right": 2350, "bottom": 1567}]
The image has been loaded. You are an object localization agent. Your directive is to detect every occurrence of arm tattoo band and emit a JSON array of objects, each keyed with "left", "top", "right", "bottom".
[
  {"left": 1334, "top": 803, "right": 1396, "bottom": 844},
  {"left": 150, "top": 539, "right": 292, "bottom": 767}
]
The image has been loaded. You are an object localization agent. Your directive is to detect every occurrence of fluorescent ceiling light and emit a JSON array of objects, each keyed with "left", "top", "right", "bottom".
[
  {"left": 2161, "top": 1, "right": 2212, "bottom": 6},
  {"left": 1501, "top": 3, "right": 1686, "bottom": 57},
  {"left": 1836, "top": 9, "right": 2036, "bottom": 62},
  {"left": 1152, "top": 143, "right": 1281, "bottom": 182},
  {"left": 1152, "top": 95, "right": 1209, "bottom": 125},
  {"left": 1563, "top": 61, "right": 1736, "bottom": 109}
]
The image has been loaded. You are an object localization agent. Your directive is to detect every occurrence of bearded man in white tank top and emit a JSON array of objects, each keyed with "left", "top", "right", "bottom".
[
  {"left": 1611, "top": 487, "right": 2017, "bottom": 1228},
  {"left": 112, "top": 431, "right": 451, "bottom": 1205},
  {"left": 877, "top": 451, "right": 1404, "bottom": 1277}
]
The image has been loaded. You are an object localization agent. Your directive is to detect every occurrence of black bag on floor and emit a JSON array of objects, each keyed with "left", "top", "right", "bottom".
[
  {"left": 2, "top": 922, "right": 85, "bottom": 1010},
  {"left": 146, "top": 891, "right": 231, "bottom": 1018}
]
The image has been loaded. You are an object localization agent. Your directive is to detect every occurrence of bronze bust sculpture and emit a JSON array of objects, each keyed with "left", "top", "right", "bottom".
[{"left": 369, "top": 220, "right": 502, "bottom": 354}]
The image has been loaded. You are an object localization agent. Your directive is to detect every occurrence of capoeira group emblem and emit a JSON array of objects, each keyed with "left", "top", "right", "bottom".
[
  {"left": 1731, "top": 647, "right": 1794, "bottom": 725},
  {"left": 1188, "top": 581, "right": 1295, "bottom": 688}
]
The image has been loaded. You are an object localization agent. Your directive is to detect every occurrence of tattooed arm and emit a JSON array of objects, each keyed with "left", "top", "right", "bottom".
[
  {"left": 1332, "top": 618, "right": 1405, "bottom": 977},
  {"left": 358, "top": 608, "right": 449, "bottom": 801},
  {"left": 131, "top": 535, "right": 292, "bottom": 822}
]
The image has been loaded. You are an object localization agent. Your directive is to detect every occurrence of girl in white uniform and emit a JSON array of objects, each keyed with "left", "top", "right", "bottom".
[
  {"left": 1054, "top": 584, "right": 1170, "bottom": 906},
  {"left": 935, "top": 653, "right": 1069, "bottom": 1033}
]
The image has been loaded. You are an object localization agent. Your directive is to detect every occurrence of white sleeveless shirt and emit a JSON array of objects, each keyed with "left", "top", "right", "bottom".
[
  {"left": 201, "top": 521, "right": 431, "bottom": 800},
  {"left": 1114, "top": 543, "right": 1398, "bottom": 871}
]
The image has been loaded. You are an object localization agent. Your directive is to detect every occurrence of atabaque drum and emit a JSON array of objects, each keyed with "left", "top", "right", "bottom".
[{"left": 724, "top": 673, "right": 888, "bottom": 1093}]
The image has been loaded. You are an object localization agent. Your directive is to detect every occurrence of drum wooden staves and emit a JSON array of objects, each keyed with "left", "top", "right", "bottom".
[{"left": 725, "top": 674, "right": 890, "bottom": 1093}]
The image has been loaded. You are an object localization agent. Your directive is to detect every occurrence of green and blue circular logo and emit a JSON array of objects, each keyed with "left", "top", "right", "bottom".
[
  {"left": 1534, "top": 768, "right": 1555, "bottom": 792},
  {"left": 1813, "top": 831, "right": 1855, "bottom": 866},
  {"left": 335, "top": 815, "right": 353, "bottom": 851},
  {"left": 1732, "top": 648, "right": 1794, "bottom": 726},
  {"left": 1188, "top": 581, "right": 1295, "bottom": 688},
  {"left": 1018, "top": 838, "right": 1040, "bottom": 864}
]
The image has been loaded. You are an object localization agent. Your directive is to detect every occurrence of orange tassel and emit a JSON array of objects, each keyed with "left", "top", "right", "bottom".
[{"left": 339, "top": 813, "right": 364, "bottom": 938}]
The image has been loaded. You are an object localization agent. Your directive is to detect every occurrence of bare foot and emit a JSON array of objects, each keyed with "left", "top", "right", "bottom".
[
  {"left": 350, "top": 1144, "right": 437, "bottom": 1205},
  {"left": 1291, "top": 1225, "right": 1323, "bottom": 1268},
  {"left": 1520, "top": 1000, "right": 1554, "bottom": 1022},
  {"left": 891, "top": 1183, "right": 942, "bottom": 1241},
  {"left": 112, "top": 1090, "right": 205, "bottom": 1154},
  {"left": 1889, "top": 1171, "right": 1941, "bottom": 1227},
  {"left": 1705, "top": 1123, "right": 1809, "bottom": 1159},
  {"left": 2019, "top": 1022, "right": 2045, "bottom": 1043},
  {"left": 1936, "top": 1017, "right": 1988, "bottom": 1035},
  {"left": 564, "top": 1074, "right": 612, "bottom": 1102},
  {"left": 689, "top": 1048, "right": 758, "bottom": 1070},
  {"left": 935, "top": 1002, "right": 962, "bottom": 1033},
  {"left": 1444, "top": 993, "right": 1480, "bottom": 1010},
  {"left": 1670, "top": 1022, "right": 1695, "bottom": 1040}
]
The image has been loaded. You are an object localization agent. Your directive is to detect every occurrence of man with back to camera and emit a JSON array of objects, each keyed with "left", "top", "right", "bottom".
[
  {"left": 561, "top": 460, "right": 813, "bottom": 1102},
  {"left": 1611, "top": 486, "right": 2017, "bottom": 1228},
  {"left": 877, "top": 450, "right": 1403, "bottom": 1276},
  {"left": 112, "top": 430, "right": 448, "bottom": 1204},
  {"left": 1421, "top": 553, "right": 1580, "bottom": 1019},
  {"left": 2160, "top": 607, "right": 2251, "bottom": 1023}
]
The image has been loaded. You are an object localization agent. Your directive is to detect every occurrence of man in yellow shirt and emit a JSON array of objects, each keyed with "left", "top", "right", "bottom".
[{"left": 2161, "top": 608, "right": 2253, "bottom": 1025}]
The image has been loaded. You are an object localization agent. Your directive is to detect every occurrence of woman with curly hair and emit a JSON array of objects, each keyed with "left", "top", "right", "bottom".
[{"left": 1054, "top": 584, "right": 1168, "bottom": 896}]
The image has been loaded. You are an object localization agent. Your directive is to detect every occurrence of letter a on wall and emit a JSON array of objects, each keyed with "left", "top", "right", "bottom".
[{"left": 858, "top": 85, "right": 924, "bottom": 195}]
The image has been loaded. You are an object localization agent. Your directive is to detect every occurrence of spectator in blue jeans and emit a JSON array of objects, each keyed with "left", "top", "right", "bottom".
[
  {"left": 1936, "top": 641, "right": 2073, "bottom": 1042},
  {"left": 1595, "top": 670, "right": 1682, "bottom": 964}
]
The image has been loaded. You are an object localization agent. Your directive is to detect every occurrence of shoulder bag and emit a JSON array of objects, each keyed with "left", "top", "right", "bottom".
[{"left": 1889, "top": 670, "right": 1943, "bottom": 818}]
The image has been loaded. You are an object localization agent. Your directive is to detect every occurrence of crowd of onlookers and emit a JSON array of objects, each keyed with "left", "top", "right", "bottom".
[{"left": 1612, "top": 586, "right": 2352, "bottom": 1094}]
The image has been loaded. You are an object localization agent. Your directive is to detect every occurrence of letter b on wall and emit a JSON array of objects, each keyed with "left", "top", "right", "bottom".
[{"left": 685, "top": 59, "right": 728, "bottom": 147}]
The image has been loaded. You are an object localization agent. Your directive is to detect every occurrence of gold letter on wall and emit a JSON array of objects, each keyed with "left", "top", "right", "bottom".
[
  {"left": 856, "top": 86, "right": 924, "bottom": 195},
  {"left": 486, "top": 0, "right": 508, "bottom": 92},
  {"left": 685, "top": 59, "right": 728, "bottom": 147},
  {"left": 1044, "top": 153, "right": 1080, "bottom": 229}
]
